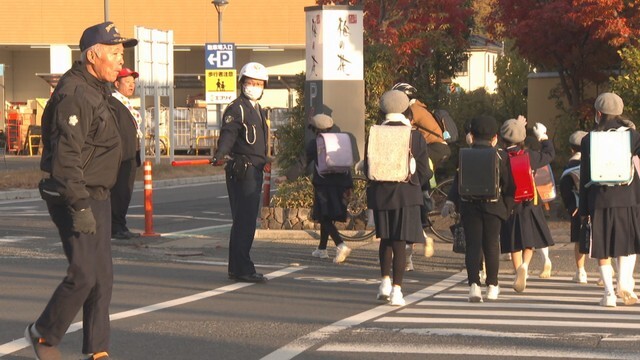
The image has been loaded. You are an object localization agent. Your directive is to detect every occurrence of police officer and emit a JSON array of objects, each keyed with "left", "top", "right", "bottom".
[
  {"left": 213, "top": 62, "right": 270, "bottom": 283},
  {"left": 25, "top": 21, "right": 137, "bottom": 360}
]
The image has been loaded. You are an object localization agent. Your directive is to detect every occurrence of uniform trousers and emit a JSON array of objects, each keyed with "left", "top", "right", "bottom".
[
  {"left": 110, "top": 157, "right": 137, "bottom": 234},
  {"left": 226, "top": 165, "right": 263, "bottom": 276},
  {"left": 461, "top": 205, "right": 501, "bottom": 287},
  {"left": 36, "top": 197, "right": 112, "bottom": 354}
]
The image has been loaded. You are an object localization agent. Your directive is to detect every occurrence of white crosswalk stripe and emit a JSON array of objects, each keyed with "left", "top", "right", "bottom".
[{"left": 313, "top": 275, "right": 640, "bottom": 359}]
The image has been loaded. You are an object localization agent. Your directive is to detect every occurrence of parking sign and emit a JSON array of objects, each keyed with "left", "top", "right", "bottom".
[{"left": 205, "top": 43, "right": 235, "bottom": 69}]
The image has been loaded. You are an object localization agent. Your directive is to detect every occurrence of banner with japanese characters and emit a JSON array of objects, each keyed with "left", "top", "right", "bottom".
[{"left": 305, "top": 7, "right": 363, "bottom": 81}]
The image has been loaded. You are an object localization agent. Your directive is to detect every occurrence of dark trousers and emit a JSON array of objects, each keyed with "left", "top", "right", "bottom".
[
  {"left": 36, "top": 197, "right": 112, "bottom": 354},
  {"left": 226, "top": 165, "right": 263, "bottom": 276},
  {"left": 461, "top": 206, "right": 501, "bottom": 287},
  {"left": 111, "top": 158, "right": 137, "bottom": 234}
]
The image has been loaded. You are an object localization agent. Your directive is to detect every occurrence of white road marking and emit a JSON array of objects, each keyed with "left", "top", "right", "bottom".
[
  {"left": 0, "top": 266, "right": 305, "bottom": 358},
  {"left": 0, "top": 236, "right": 45, "bottom": 244},
  {"left": 260, "top": 271, "right": 466, "bottom": 360},
  {"left": 175, "top": 259, "right": 283, "bottom": 269},
  {"left": 376, "top": 316, "right": 640, "bottom": 329},
  {"left": 315, "top": 343, "right": 636, "bottom": 359},
  {"left": 161, "top": 224, "right": 232, "bottom": 237}
]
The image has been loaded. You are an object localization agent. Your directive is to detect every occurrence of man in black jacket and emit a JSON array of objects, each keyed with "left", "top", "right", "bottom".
[
  {"left": 109, "top": 67, "right": 142, "bottom": 239},
  {"left": 25, "top": 21, "right": 136, "bottom": 360}
]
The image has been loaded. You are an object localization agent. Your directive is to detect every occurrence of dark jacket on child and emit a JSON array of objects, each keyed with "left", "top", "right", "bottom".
[
  {"left": 501, "top": 139, "right": 555, "bottom": 252},
  {"left": 559, "top": 156, "right": 581, "bottom": 243},
  {"left": 366, "top": 122, "right": 432, "bottom": 243},
  {"left": 306, "top": 137, "right": 353, "bottom": 222},
  {"left": 579, "top": 119, "right": 640, "bottom": 258}
]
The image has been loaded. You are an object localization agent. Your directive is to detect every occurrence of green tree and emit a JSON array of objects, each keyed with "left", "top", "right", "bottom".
[
  {"left": 610, "top": 45, "right": 640, "bottom": 123},
  {"left": 494, "top": 40, "right": 532, "bottom": 119},
  {"left": 274, "top": 73, "right": 306, "bottom": 174}
]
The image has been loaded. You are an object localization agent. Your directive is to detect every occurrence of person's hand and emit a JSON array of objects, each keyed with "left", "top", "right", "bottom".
[
  {"left": 211, "top": 155, "right": 230, "bottom": 166},
  {"left": 71, "top": 207, "right": 96, "bottom": 234},
  {"left": 516, "top": 115, "right": 527, "bottom": 126},
  {"left": 533, "top": 122, "right": 548, "bottom": 141},
  {"left": 441, "top": 200, "right": 455, "bottom": 218},
  {"left": 354, "top": 160, "right": 365, "bottom": 176}
]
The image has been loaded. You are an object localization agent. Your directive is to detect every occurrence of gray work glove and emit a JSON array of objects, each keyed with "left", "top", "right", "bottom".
[
  {"left": 71, "top": 207, "right": 97, "bottom": 234},
  {"left": 441, "top": 200, "right": 456, "bottom": 218}
]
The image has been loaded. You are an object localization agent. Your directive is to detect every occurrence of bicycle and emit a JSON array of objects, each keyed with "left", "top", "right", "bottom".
[
  {"left": 425, "top": 177, "right": 456, "bottom": 243},
  {"left": 145, "top": 134, "right": 168, "bottom": 156},
  {"left": 336, "top": 175, "right": 376, "bottom": 241}
]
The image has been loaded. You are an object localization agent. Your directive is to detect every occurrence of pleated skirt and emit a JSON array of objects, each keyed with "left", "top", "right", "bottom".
[
  {"left": 590, "top": 207, "right": 640, "bottom": 259},
  {"left": 373, "top": 205, "right": 425, "bottom": 244},
  {"left": 311, "top": 185, "right": 348, "bottom": 222},
  {"left": 500, "top": 202, "right": 555, "bottom": 253}
]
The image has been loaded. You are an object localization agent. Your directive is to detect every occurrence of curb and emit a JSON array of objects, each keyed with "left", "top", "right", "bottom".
[{"left": 0, "top": 175, "right": 226, "bottom": 201}]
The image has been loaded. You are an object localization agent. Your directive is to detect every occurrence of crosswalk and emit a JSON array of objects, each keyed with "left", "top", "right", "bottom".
[
  {"left": 311, "top": 275, "right": 640, "bottom": 359},
  {"left": 377, "top": 275, "right": 640, "bottom": 331}
]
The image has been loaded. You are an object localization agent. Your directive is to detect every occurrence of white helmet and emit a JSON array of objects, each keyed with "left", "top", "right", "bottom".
[{"left": 239, "top": 62, "right": 269, "bottom": 85}]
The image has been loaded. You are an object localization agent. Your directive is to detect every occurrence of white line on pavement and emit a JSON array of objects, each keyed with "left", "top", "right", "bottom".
[
  {"left": 315, "top": 343, "right": 636, "bottom": 359},
  {"left": 0, "top": 266, "right": 305, "bottom": 358},
  {"left": 259, "top": 271, "right": 466, "bottom": 360}
]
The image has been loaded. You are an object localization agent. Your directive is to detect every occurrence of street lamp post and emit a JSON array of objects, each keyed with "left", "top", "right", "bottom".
[
  {"left": 212, "top": 0, "right": 229, "bottom": 131},
  {"left": 212, "top": 0, "right": 229, "bottom": 43}
]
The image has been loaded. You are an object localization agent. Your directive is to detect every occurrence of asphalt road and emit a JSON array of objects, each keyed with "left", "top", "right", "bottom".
[{"left": 2, "top": 180, "right": 640, "bottom": 359}]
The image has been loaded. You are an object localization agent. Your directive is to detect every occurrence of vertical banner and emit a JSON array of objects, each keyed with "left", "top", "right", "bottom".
[
  {"left": 305, "top": 7, "right": 364, "bottom": 81},
  {"left": 304, "top": 5, "right": 365, "bottom": 160}
]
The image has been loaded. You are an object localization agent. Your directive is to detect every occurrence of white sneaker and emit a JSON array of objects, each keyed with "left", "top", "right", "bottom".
[
  {"left": 334, "top": 243, "right": 352, "bottom": 263},
  {"left": 513, "top": 264, "right": 527, "bottom": 293},
  {"left": 469, "top": 283, "right": 483, "bottom": 303},
  {"left": 486, "top": 285, "right": 500, "bottom": 300},
  {"left": 539, "top": 260, "right": 552, "bottom": 278},
  {"left": 405, "top": 244, "right": 414, "bottom": 271},
  {"left": 479, "top": 270, "right": 487, "bottom": 284},
  {"left": 311, "top": 248, "right": 329, "bottom": 259},
  {"left": 573, "top": 269, "right": 588, "bottom": 284},
  {"left": 600, "top": 292, "right": 617, "bottom": 307},
  {"left": 423, "top": 234, "right": 434, "bottom": 258},
  {"left": 377, "top": 278, "right": 392, "bottom": 302},
  {"left": 389, "top": 286, "right": 406, "bottom": 306}
]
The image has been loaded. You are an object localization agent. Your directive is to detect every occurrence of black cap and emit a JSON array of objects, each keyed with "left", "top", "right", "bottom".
[
  {"left": 470, "top": 115, "right": 498, "bottom": 140},
  {"left": 80, "top": 21, "right": 138, "bottom": 52}
]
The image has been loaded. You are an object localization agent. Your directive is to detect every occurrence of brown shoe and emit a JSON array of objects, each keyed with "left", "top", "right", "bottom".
[{"left": 24, "top": 324, "right": 61, "bottom": 360}]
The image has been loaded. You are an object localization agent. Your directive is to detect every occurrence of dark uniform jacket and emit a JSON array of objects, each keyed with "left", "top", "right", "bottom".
[
  {"left": 448, "top": 141, "right": 515, "bottom": 221},
  {"left": 215, "top": 94, "right": 268, "bottom": 170},
  {"left": 40, "top": 61, "right": 122, "bottom": 211},
  {"left": 559, "top": 156, "right": 581, "bottom": 216},
  {"left": 366, "top": 123, "right": 432, "bottom": 211},
  {"left": 579, "top": 120, "right": 640, "bottom": 216},
  {"left": 108, "top": 93, "right": 139, "bottom": 162}
]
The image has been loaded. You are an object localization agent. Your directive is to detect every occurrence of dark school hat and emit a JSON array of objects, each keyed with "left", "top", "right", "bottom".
[{"left": 80, "top": 21, "right": 138, "bottom": 52}]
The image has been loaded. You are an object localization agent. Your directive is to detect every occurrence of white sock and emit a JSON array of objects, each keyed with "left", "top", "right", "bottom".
[
  {"left": 618, "top": 255, "right": 637, "bottom": 291},
  {"left": 599, "top": 264, "right": 615, "bottom": 295},
  {"left": 539, "top": 247, "right": 550, "bottom": 263}
]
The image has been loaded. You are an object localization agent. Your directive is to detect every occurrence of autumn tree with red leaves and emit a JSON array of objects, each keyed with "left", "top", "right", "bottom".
[
  {"left": 316, "top": 0, "right": 473, "bottom": 115},
  {"left": 487, "top": 0, "right": 640, "bottom": 123}
]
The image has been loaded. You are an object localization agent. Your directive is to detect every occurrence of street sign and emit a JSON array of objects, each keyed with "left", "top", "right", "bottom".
[
  {"left": 205, "top": 43, "right": 235, "bottom": 69},
  {"left": 205, "top": 69, "right": 237, "bottom": 104}
]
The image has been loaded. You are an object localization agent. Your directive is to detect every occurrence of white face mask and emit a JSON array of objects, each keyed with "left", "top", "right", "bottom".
[{"left": 243, "top": 85, "right": 263, "bottom": 101}]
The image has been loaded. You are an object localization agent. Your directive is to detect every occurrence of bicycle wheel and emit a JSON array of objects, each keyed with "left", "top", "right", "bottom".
[
  {"left": 427, "top": 177, "right": 455, "bottom": 242},
  {"left": 337, "top": 176, "right": 376, "bottom": 242}
]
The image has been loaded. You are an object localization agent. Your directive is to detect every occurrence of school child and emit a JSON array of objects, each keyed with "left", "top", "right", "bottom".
[
  {"left": 306, "top": 114, "right": 353, "bottom": 264},
  {"left": 366, "top": 90, "right": 431, "bottom": 306},
  {"left": 442, "top": 115, "right": 515, "bottom": 302},
  {"left": 580, "top": 92, "right": 640, "bottom": 307},
  {"left": 499, "top": 117, "right": 555, "bottom": 293},
  {"left": 559, "top": 130, "right": 589, "bottom": 283}
]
